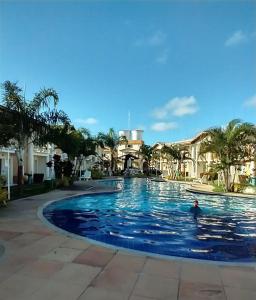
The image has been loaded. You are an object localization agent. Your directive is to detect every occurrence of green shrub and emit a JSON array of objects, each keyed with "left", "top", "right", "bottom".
[
  {"left": 0, "top": 187, "right": 7, "bottom": 206},
  {"left": 0, "top": 175, "right": 7, "bottom": 186},
  {"left": 10, "top": 182, "right": 56, "bottom": 200},
  {"left": 56, "top": 176, "right": 70, "bottom": 187},
  {"left": 132, "top": 174, "right": 148, "bottom": 178},
  {"left": 91, "top": 169, "right": 103, "bottom": 179},
  {"left": 44, "top": 179, "right": 57, "bottom": 189},
  {"left": 233, "top": 183, "right": 252, "bottom": 193},
  {"left": 212, "top": 183, "right": 225, "bottom": 192}
]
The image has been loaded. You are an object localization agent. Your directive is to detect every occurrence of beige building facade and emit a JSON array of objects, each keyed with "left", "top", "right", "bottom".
[
  {"left": 0, "top": 142, "right": 60, "bottom": 185},
  {"left": 154, "top": 132, "right": 255, "bottom": 183}
]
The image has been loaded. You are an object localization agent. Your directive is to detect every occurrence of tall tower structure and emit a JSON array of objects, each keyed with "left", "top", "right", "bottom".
[{"left": 117, "top": 129, "right": 144, "bottom": 171}]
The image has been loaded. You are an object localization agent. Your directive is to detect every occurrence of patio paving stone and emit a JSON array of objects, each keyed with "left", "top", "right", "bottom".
[
  {"left": 0, "top": 222, "right": 37, "bottom": 233},
  {"left": 1, "top": 185, "right": 256, "bottom": 300},
  {"left": 16, "top": 258, "right": 64, "bottom": 279},
  {"left": 5, "top": 232, "right": 46, "bottom": 248},
  {"left": 132, "top": 273, "right": 179, "bottom": 300},
  {"left": 60, "top": 237, "right": 91, "bottom": 250},
  {"left": 51, "top": 262, "right": 101, "bottom": 287},
  {"left": 180, "top": 261, "right": 222, "bottom": 285},
  {"left": 73, "top": 245, "right": 116, "bottom": 267},
  {"left": 91, "top": 267, "right": 138, "bottom": 294},
  {"left": 220, "top": 266, "right": 256, "bottom": 290},
  {"left": 178, "top": 280, "right": 226, "bottom": 300},
  {"left": 0, "top": 273, "right": 48, "bottom": 300},
  {"left": 105, "top": 252, "right": 146, "bottom": 273},
  {"left": 29, "top": 228, "right": 54, "bottom": 236},
  {"left": 0, "top": 254, "right": 38, "bottom": 274},
  {"left": 0, "top": 230, "right": 22, "bottom": 241},
  {"left": 224, "top": 286, "right": 256, "bottom": 300},
  {"left": 29, "top": 234, "right": 68, "bottom": 249},
  {"left": 28, "top": 280, "right": 86, "bottom": 300},
  {"left": 42, "top": 246, "right": 83, "bottom": 262},
  {"left": 129, "top": 296, "right": 159, "bottom": 300},
  {"left": 142, "top": 257, "right": 181, "bottom": 279},
  {"left": 78, "top": 287, "right": 129, "bottom": 300}
]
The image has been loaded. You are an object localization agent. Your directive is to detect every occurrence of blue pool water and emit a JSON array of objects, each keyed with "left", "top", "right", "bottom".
[{"left": 43, "top": 178, "right": 256, "bottom": 262}]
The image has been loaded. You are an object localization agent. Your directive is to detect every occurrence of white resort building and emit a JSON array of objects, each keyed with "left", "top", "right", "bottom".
[
  {"left": 1, "top": 125, "right": 255, "bottom": 185},
  {"left": 116, "top": 129, "right": 144, "bottom": 171},
  {"left": 0, "top": 143, "right": 60, "bottom": 185},
  {"left": 153, "top": 131, "right": 255, "bottom": 183}
]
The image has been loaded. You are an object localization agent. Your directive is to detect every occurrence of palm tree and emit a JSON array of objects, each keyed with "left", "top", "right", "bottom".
[
  {"left": 161, "top": 144, "right": 192, "bottom": 178},
  {"left": 97, "top": 128, "right": 127, "bottom": 172},
  {"left": 45, "top": 126, "right": 96, "bottom": 159},
  {"left": 160, "top": 145, "right": 175, "bottom": 177},
  {"left": 199, "top": 119, "right": 256, "bottom": 192},
  {"left": 1, "top": 81, "right": 69, "bottom": 185},
  {"left": 139, "top": 144, "right": 153, "bottom": 174}
]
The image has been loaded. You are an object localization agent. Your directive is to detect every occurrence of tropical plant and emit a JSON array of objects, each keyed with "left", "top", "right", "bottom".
[
  {"left": 161, "top": 143, "right": 193, "bottom": 178},
  {"left": 199, "top": 119, "right": 256, "bottom": 192},
  {"left": 0, "top": 186, "right": 7, "bottom": 206},
  {"left": 159, "top": 145, "right": 175, "bottom": 177},
  {"left": 0, "top": 81, "right": 70, "bottom": 185},
  {"left": 151, "top": 148, "right": 161, "bottom": 174},
  {"left": 139, "top": 144, "right": 153, "bottom": 174},
  {"left": 44, "top": 126, "right": 96, "bottom": 159},
  {"left": 97, "top": 128, "right": 127, "bottom": 171}
]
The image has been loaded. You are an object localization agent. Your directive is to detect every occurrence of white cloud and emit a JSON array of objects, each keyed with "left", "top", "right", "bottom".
[
  {"left": 225, "top": 30, "right": 247, "bottom": 47},
  {"left": 245, "top": 94, "right": 256, "bottom": 107},
  {"left": 135, "top": 30, "right": 166, "bottom": 47},
  {"left": 75, "top": 117, "right": 98, "bottom": 125},
  {"left": 148, "top": 31, "right": 166, "bottom": 46},
  {"left": 151, "top": 122, "right": 177, "bottom": 132},
  {"left": 156, "top": 49, "right": 169, "bottom": 64},
  {"left": 152, "top": 96, "right": 198, "bottom": 119}
]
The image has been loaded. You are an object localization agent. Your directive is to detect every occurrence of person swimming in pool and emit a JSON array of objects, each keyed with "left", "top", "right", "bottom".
[{"left": 190, "top": 200, "right": 202, "bottom": 219}]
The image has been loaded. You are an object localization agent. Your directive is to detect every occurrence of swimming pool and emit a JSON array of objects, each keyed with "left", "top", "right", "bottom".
[{"left": 42, "top": 178, "right": 256, "bottom": 262}]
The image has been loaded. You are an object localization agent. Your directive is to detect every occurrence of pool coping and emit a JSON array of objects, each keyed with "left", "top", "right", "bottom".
[{"left": 37, "top": 180, "right": 256, "bottom": 267}]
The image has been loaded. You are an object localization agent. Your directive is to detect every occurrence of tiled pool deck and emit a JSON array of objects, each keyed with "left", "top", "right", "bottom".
[{"left": 0, "top": 181, "right": 256, "bottom": 300}]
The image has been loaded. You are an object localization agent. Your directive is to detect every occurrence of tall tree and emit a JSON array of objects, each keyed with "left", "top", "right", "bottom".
[
  {"left": 97, "top": 128, "right": 127, "bottom": 171},
  {"left": 0, "top": 81, "right": 69, "bottom": 185},
  {"left": 139, "top": 144, "right": 153, "bottom": 174},
  {"left": 199, "top": 119, "right": 256, "bottom": 191},
  {"left": 44, "top": 126, "right": 98, "bottom": 177},
  {"left": 161, "top": 143, "right": 192, "bottom": 178},
  {"left": 44, "top": 126, "right": 96, "bottom": 159}
]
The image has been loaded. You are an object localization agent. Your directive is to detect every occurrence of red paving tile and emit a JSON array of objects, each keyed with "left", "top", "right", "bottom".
[{"left": 73, "top": 246, "right": 115, "bottom": 268}]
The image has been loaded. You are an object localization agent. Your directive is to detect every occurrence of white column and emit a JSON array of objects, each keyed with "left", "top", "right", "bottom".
[
  {"left": 195, "top": 146, "right": 198, "bottom": 178},
  {"left": 45, "top": 144, "right": 51, "bottom": 179},
  {"left": 9, "top": 154, "right": 13, "bottom": 185},
  {"left": 159, "top": 154, "right": 162, "bottom": 171},
  {"left": 46, "top": 154, "right": 50, "bottom": 179},
  {"left": 50, "top": 143, "right": 55, "bottom": 179},
  {"left": 27, "top": 141, "right": 34, "bottom": 176}
]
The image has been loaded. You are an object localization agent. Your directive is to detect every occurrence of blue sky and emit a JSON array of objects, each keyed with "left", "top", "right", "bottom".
[{"left": 1, "top": 0, "right": 256, "bottom": 144}]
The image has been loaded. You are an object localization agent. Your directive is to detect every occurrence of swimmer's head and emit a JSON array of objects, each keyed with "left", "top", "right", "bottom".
[{"left": 194, "top": 200, "right": 199, "bottom": 207}]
